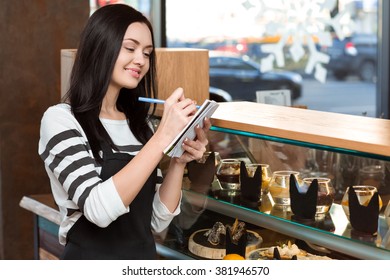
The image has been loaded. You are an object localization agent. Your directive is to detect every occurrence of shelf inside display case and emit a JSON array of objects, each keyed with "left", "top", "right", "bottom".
[{"left": 178, "top": 189, "right": 390, "bottom": 260}]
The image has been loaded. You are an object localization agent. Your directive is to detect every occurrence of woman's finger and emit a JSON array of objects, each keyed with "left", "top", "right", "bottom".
[{"left": 203, "top": 117, "right": 212, "bottom": 131}]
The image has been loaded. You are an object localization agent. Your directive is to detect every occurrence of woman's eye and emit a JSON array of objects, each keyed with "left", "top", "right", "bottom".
[
  {"left": 125, "top": 47, "right": 135, "bottom": 52},
  {"left": 143, "top": 52, "right": 151, "bottom": 57}
]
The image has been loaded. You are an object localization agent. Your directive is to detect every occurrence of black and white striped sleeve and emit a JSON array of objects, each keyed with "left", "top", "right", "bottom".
[{"left": 38, "top": 105, "right": 128, "bottom": 228}]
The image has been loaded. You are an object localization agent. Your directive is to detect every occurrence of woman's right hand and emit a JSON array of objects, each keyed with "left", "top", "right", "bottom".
[{"left": 156, "top": 87, "right": 197, "bottom": 147}]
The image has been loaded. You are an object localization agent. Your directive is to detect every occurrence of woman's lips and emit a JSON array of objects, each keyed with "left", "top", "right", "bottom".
[{"left": 126, "top": 68, "right": 140, "bottom": 79}]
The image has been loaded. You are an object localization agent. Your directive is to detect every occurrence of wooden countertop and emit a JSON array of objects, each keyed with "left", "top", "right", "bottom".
[
  {"left": 19, "top": 194, "right": 60, "bottom": 225},
  {"left": 211, "top": 102, "right": 390, "bottom": 157}
]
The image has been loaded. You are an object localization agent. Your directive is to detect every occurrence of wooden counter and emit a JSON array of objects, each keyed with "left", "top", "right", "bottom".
[
  {"left": 211, "top": 102, "right": 390, "bottom": 158},
  {"left": 20, "top": 195, "right": 60, "bottom": 225},
  {"left": 19, "top": 195, "right": 63, "bottom": 259}
]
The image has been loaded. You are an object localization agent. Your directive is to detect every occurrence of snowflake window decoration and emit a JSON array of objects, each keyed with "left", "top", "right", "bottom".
[{"left": 242, "top": 0, "right": 355, "bottom": 83}]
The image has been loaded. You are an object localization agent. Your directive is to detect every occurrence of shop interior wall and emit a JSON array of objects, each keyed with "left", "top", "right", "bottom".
[{"left": 0, "top": 0, "right": 89, "bottom": 259}]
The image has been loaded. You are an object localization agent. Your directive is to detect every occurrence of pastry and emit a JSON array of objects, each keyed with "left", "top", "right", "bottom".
[
  {"left": 204, "top": 221, "right": 226, "bottom": 245},
  {"left": 226, "top": 219, "right": 246, "bottom": 244},
  {"left": 261, "top": 241, "right": 307, "bottom": 259}
]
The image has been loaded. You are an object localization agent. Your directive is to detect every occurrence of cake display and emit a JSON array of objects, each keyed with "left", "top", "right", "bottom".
[{"left": 188, "top": 220, "right": 262, "bottom": 259}]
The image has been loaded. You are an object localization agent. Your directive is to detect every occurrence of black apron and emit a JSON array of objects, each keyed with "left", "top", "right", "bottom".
[{"left": 61, "top": 143, "right": 158, "bottom": 259}]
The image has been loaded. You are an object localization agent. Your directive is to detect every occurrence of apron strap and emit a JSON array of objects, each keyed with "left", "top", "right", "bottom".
[{"left": 100, "top": 142, "right": 115, "bottom": 159}]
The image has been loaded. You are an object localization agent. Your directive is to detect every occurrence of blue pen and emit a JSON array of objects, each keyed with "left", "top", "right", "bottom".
[{"left": 138, "top": 97, "right": 201, "bottom": 109}]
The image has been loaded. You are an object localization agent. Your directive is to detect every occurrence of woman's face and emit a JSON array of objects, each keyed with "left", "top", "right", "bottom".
[{"left": 110, "top": 22, "right": 153, "bottom": 91}]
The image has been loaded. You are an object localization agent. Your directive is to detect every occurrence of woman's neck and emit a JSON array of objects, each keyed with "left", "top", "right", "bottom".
[{"left": 100, "top": 87, "right": 126, "bottom": 120}]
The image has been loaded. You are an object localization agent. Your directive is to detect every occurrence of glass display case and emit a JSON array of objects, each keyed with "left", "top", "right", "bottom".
[
  {"left": 157, "top": 102, "right": 390, "bottom": 260},
  {"left": 19, "top": 101, "right": 390, "bottom": 260}
]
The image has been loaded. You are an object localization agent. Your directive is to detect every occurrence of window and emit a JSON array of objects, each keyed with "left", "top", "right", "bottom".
[{"left": 166, "top": 0, "right": 383, "bottom": 118}]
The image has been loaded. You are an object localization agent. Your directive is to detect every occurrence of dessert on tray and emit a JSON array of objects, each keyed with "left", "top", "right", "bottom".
[
  {"left": 248, "top": 241, "right": 332, "bottom": 260},
  {"left": 262, "top": 241, "right": 306, "bottom": 259},
  {"left": 188, "top": 219, "right": 262, "bottom": 259}
]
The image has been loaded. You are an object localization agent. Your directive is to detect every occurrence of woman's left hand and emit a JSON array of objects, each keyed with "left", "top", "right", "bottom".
[{"left": 174, "top": 117, "right": 212, "bottom": 164}]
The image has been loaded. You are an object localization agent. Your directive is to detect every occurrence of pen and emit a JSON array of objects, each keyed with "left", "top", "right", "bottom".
[{"left": 138, "top": 97, "right": 201, "bottom": 109}]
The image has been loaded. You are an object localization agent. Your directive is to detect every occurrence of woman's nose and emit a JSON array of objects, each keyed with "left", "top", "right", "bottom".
[{"left": 133, "top": 50, "right": 146, "bottom": 65}]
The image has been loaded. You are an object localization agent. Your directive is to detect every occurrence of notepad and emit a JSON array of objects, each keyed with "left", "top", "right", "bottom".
[{"left": 164, "top": 99, "right": 219, "bottom": 158}]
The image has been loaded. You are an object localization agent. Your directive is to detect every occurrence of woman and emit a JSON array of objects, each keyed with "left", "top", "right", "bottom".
[{"left": 38, "top": 4, "right": 210, "bottom": 259}]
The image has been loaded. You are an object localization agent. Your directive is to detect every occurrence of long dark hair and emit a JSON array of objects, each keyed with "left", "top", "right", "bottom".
[{"left": 63, "top": 4, "right": 157, "bottom": 162}]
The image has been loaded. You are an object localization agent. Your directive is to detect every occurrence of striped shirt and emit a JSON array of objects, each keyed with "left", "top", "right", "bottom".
[{"left": 38, "top": 103, "right": 180, "bottom": 245}]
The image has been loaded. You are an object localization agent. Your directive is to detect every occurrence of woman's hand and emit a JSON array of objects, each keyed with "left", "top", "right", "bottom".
[
  {"left": 156, "top": 87, "right": 198, "bottom": 148},
  {"left": 156, "top": 102, "right": 211, "bottom": 213},
  {"left": 174, "top": 117, "right": 212, "bottom": 164}
]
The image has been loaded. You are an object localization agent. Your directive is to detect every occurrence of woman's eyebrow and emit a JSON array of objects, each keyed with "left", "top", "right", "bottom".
[{"left": 123, "top": 38, "right": 153, "bottom": 49}]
